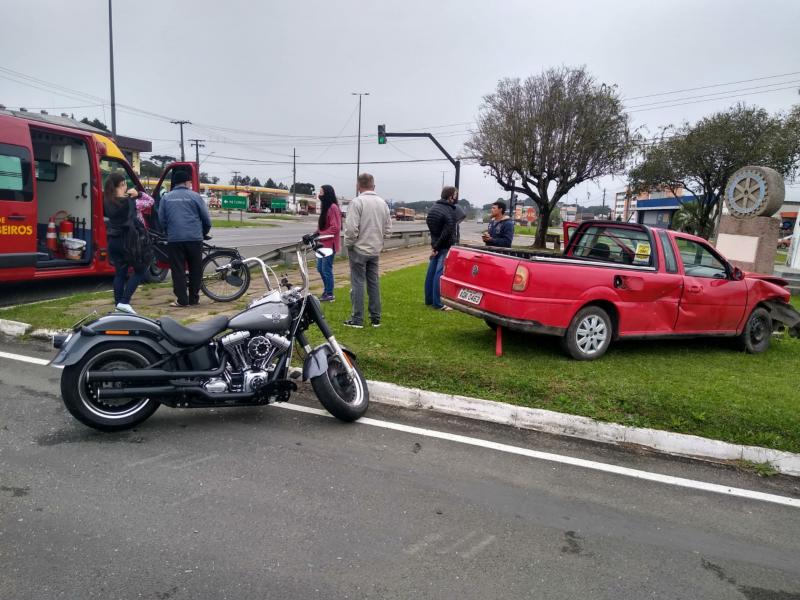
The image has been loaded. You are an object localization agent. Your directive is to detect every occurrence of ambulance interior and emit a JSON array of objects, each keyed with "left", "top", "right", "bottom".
[{"left": 31, "top": 128, "right": 93, "bottom": 266}]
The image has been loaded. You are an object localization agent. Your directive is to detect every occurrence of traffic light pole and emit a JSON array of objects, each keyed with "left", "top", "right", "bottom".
[{"left": 380, "top": 130, "right": 461, "bottom": 190}]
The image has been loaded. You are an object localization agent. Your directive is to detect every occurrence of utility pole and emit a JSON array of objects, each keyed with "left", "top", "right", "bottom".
[
  {"left": 440, "top": 171, "right": 446, "bottom": 188},
  {"left": 108, "top": 0, "right": 117, "bottom": 136},
  {"left": 352, "top": 92, "right": 369, "bottom": 196},
  {"left": 188, "top": 139, "right": 205, "bottom": 165},
  {"left": 292, "top": 147, "right": 297, "bottom": 213},
  {"left": 232, "top": 171, "right": 240, "bottom": 190},
  {"left": 171, "top": 120, "right": 191, "bottom": 161}
]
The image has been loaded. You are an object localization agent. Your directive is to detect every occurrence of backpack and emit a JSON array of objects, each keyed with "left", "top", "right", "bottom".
[{"left": 124, "top": 219, "right": 154, "bottom": 271}]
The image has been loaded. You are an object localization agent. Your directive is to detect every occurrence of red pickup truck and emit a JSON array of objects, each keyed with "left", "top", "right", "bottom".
[{"left": 441, "top": 221, "right": 800, "bottom": 360}]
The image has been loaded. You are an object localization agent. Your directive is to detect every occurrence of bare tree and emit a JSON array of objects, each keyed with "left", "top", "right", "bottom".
[{"left": 466, "top": 66, "right": 637, "bottom": 247}]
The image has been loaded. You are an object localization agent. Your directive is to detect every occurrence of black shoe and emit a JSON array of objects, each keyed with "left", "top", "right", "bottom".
[
  {"left": 371, "top": 321, "right": 381, "bottom": 328},
  {"left": 343, "top": 319, "right": 364, "bottom": 329}
]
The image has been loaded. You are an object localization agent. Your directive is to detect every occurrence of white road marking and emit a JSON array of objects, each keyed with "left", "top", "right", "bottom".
[
  {"left": 461, "top": 535, "right": 497, "bottom": 559},
  {"left": 2, "top": 350, "right": 799, "bottom": 509},
  {"left": 403, "top": 533, "right": 443, "bottom": 555},
  {"left": 274, "top": 403, "right": 800, "bottom": 509}
]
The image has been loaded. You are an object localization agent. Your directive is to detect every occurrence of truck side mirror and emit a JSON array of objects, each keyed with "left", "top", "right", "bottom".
[{"left": 732, "top": 266, "right": 744, "bottom": 281}]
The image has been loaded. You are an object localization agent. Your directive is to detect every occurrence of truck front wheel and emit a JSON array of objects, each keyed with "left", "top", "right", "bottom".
[
  {"left": 738, "top": 307, "right": 772, "bottom": 354},
  {"left": 562, "top": 306, "right": 613, "bottom": 360}
]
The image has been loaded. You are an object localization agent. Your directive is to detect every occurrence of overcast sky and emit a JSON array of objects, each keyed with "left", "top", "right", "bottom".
[{"left": 3, "top": 0, "right": 800, "bottom": 206}]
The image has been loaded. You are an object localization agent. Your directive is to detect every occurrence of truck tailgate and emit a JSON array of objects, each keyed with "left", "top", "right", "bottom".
[{"left": 443, "top": 247, "right": 518, "bottom": 297}]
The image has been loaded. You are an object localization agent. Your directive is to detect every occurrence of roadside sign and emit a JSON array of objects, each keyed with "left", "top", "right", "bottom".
[
  {"left": 271, "top": 199, "right": 287, "bottom": 210},
  {"left": 221, "top": 195, "right": 247, "bottom": 210},
  {"left": 526, "top": 207, "right": 535, "bottom": 224}
]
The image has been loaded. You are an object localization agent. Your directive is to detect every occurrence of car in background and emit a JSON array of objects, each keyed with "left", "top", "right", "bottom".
[{"left": 778, "top": 235, "right": 792, "bottom": 249}]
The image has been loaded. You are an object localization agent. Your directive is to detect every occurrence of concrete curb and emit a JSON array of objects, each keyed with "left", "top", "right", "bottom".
[
  {"left": 0, "top": 319, "right": 30, "bottom": 337},
  {"left": 365, "top": 380, "right": 800, "bottom": 477}
]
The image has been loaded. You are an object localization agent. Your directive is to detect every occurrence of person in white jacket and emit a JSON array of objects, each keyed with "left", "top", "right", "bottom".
[{"left": 343, "top": 173, "right": 392, "bottom": 328}]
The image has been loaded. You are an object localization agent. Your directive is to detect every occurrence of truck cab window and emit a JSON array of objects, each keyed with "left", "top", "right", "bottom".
[{"left": 675, "top": 238, "right": 728, "bottom": 278}]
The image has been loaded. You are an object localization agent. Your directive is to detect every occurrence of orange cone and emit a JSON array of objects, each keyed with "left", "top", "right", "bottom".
[{"left": 46, "top": 218, "right": 58, "bottom": 253}]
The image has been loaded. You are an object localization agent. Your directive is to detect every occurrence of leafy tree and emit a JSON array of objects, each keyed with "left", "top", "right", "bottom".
[
  {"left": 290, "top": 182, "right": 316, "bottom": 195},
  {"left": 265, "top": 178, "right": 277, "bottom": 188},
  {"left": 211, "top": 176, "right": 220, "bottom": 184},
  {"left": 628, "top": 103, "right": 800, "bottom": 239},
  {"left": 671, "top": 201, "right": 707, "bottom": 235},
  {"left": 277, "top": 182, "right": 288, "bottom": 190},
  {"left": 140, "top": 160, "right": 162, "bottom": 178},
  {"left": 80, "top": 117, "right": 110, "bottom": 131},
  {"left": 199, "top": 172, "right": 211, "bottom": 184},
  {"left": 151, "top": 155, "right": 177, "bottom": 168},
  {"left": 250, "top": 177, "right": 262, "bottom": 188},
  {"left": 466, "top": 66, "right": 637, "bottom": 247}
]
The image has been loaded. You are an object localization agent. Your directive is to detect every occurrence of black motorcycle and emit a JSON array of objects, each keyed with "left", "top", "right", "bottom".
[{"left": 51, "top": 233, "right": 368, "bottom": 431}]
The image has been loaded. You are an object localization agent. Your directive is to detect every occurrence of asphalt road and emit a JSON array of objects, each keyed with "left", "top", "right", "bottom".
[
  {"left": 0, "top": 219, "right": 486, "bottom": 308},
  {"left": 1, "top": 337, "right": 799, "bottom": 599}
]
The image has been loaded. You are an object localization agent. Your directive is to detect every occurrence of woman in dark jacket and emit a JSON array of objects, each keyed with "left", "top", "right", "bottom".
[
  {"left": 104, "top": 172, "right": 146, "bottom": 314},
  {"left": 315, "top": 185, "right": 342, "bottom": 301}
]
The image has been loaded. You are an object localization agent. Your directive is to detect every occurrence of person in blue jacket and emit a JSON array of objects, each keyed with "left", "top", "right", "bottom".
[
  {"left": 158, "top": 170, "right": 211, "bottom": 307},
  {"left": 482, "top": 200, "right": 514, "bottom": 247}
]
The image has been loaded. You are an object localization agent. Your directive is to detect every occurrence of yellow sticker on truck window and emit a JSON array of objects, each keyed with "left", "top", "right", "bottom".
[{"left": 634, "top": 242, "right": 651, "bottom": 264}]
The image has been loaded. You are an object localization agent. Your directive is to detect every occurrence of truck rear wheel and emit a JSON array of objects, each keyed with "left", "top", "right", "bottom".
[{"left": 562, "top": 306, "right": 612, "bottom": 360}]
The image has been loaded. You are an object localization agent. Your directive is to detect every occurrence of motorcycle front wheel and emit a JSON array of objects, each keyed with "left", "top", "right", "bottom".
[
  {"left": 310, "top": 348, "right": 369, "bottom": 422},
  {"left": 200, "top": 250, "right": 251, "bottom": 302},
  {"left": 61, "top": 342, "right": 161, "bottom": 431}
]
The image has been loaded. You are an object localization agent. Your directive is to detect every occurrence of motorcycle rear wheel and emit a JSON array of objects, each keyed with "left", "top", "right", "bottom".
[
  {"left": 311, "top": 349, "right": 369, "bottom": 422},
  {"left": 61, "top": 342, "right": 161, "bottom": 431}
]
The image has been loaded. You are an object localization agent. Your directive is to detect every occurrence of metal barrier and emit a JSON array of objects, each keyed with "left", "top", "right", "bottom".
[{"left": 263, "top": 229, "right": 431, "bottom": 266}]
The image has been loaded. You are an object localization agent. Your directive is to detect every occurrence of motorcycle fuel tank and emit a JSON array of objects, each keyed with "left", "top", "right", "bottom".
[{"left": 228, "top": 301, "right": 291, "bottom": 333}]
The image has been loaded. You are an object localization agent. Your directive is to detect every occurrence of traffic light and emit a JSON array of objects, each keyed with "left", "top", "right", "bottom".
[{"left": 378, "top": 124, "right": 386, "bottom": 144}]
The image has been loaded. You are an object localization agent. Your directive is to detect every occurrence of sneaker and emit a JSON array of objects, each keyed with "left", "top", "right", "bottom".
[
  {"left": 115, "top": 303, "right": 136, "bottom": 314},
  {"left": 343, "top": 319, "right": 364, "bottom": 329},
  {"left": 320, "top": 293, "right": 335, "bottom": 302},
  {"left": 371, "top": 321, "right": 381, "bottom": 328}
]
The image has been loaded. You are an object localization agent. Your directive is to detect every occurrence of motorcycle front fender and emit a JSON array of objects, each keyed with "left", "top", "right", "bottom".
[{"left": 302, "top": 343, "right": 357, "bottom": 381}]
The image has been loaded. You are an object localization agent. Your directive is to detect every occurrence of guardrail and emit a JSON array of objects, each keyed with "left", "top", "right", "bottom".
[{"left": 259, "top": 229, "right": 431, "bottom": 266}]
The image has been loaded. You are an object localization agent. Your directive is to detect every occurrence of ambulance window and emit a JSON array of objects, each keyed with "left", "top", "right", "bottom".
[
  {"left": 99, "top": 157, "right": 136, "bottom": 190},
  {"left": 0, "top": 143, "right": 33, "bottom": 202}
]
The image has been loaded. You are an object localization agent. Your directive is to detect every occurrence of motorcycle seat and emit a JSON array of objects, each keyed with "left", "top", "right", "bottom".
[{"left": 160, "top": 315, "right": 230, "bottom": 346}]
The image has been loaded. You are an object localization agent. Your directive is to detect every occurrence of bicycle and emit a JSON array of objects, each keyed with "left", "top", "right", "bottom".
[{"left": 149, "top": 231, "right": 251, "bottom": 302}]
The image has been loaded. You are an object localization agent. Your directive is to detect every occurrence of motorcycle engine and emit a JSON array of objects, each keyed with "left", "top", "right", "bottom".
[{"left": 220, "top": 331, "right": 291, "bottom": 392}]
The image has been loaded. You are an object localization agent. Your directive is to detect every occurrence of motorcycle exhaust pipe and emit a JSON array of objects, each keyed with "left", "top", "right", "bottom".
[
  {"left": 96, "top": 386, "right": 255, "bottom": 402},
  {"left": 87, "top": 359, "right": 227, "bottom": 384}
]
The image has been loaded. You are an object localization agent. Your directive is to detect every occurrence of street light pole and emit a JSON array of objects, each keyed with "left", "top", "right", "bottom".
[
  {"left": 108, "top": 0, "right": 116, "bottom": 136},
  {"left": 352, "top": 92, "right": 369, "bottom": 196}
]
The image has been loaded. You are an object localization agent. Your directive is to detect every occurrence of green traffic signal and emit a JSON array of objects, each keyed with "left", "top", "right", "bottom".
[{"left": 378, "top": 124, "right": 386, "bottom": 144}]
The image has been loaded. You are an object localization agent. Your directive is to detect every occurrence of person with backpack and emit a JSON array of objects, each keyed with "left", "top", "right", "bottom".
[
  {"left": 103, "top": 172, "right": 147, "bottom": 314},
  {"left": 158, "top": 170, "right": 212, "bottom": 307}
]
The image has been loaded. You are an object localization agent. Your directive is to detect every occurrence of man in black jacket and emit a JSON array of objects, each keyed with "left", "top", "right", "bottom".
[{"left": 424, "top": 186, "right": 458, "bottom": 310}]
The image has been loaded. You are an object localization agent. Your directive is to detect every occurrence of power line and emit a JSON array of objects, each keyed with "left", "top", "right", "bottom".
[
  {"left": 625, "top": 79, "right": 800, "bottom": 109},
  {"left": 623, "top": 70, "right": 800, "bottom": 101},
  {"left": 627, "top": 84, "right": 800, "bottom": 113}
]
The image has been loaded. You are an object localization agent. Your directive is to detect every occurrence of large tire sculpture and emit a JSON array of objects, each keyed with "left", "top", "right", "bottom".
[{"left": 724, "top": 166, "right": 785, "bottom": 218}]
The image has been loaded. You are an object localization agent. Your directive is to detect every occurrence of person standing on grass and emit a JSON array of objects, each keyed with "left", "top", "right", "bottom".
[
  {"left": 343, "top": 173, "right": 392, "bottom": 328},
  {"left": 425, "top": 186, "right": 459, "bottom": 311},
  {"left": 316, "top": 184, "right": 341, "bottom": 302},
  {"left": 482, "top": 200, "right": 514, "bottom": 247},
  {"left": 158, "top": 170, "right": 211, "bottom": 307}
]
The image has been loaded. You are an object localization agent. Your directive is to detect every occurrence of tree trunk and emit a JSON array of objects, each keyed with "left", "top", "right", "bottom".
[{"left": 533, "top": 204, "right": 550, "bottom": 248}]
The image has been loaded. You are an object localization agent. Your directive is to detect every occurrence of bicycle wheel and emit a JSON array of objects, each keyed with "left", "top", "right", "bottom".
[{"left": 200, "top": 250, "right": 251, "bottom": 302}]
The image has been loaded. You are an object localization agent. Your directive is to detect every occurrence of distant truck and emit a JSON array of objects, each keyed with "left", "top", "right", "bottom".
[{"left": 395, "top": 207, "right": 416, "bottom": 221}]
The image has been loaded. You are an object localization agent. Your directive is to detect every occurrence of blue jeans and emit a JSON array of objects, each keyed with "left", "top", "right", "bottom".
[
  {"left": 424, "top": 249, "right": 448, "bottom": 309},
  {"left": 316, "top": 251, "right": 335, "bottom": 296},
  {"left": 108, "top": 235, "right": 146, "bottom": 305}
]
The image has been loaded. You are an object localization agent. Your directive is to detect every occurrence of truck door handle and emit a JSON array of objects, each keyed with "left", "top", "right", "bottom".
[
  {"left": 688, "top": 284, "right": 703, "bottom": 294},
  {"left": 613, "top": 275, "right": 624, "bottom": 289},
  {"left": 81, "top": 183, "right": 88, "bottom": 198}
]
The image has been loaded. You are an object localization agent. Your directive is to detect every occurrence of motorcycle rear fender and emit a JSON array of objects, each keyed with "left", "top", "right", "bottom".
[
  {"left": 50, "top": 314, "right": 175, "bottom": 367},
  {"left": 302, "top": 343, "right": 356, "bottom": 381}
]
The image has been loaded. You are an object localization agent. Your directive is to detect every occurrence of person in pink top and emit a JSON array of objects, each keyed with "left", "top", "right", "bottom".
[{"left": 316, "top": 184, "right": 342, "bottom": 301}]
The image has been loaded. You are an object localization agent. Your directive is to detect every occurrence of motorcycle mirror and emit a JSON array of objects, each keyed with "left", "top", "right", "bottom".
[{"left": 315, "top": 248, "right": 334, "bottom": 259}]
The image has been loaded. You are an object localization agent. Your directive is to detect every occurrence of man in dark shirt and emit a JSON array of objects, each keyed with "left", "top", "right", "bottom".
[
  {"left": 425, "top": 186, "right": 458, "bottom": 310},
  {"left": 482, "top": 200, "right": 514, "bottom": 248}
]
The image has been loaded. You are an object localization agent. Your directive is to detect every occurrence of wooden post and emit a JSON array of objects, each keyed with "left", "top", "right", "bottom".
[{"left": 495, "top": 325, "right": 503, "bottom": 357}]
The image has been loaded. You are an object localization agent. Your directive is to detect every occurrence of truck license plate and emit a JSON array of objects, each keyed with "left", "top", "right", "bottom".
[{"left": 458, "top": 288, "right": 482, "bottom": 305}]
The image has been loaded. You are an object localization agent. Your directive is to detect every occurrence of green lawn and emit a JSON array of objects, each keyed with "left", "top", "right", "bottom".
[
  {"left": 316, "top": 264, "right": 800, "bottom": 453},
  {"left": 210, "top": 218, "right": 276, "bottom": 228}
]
